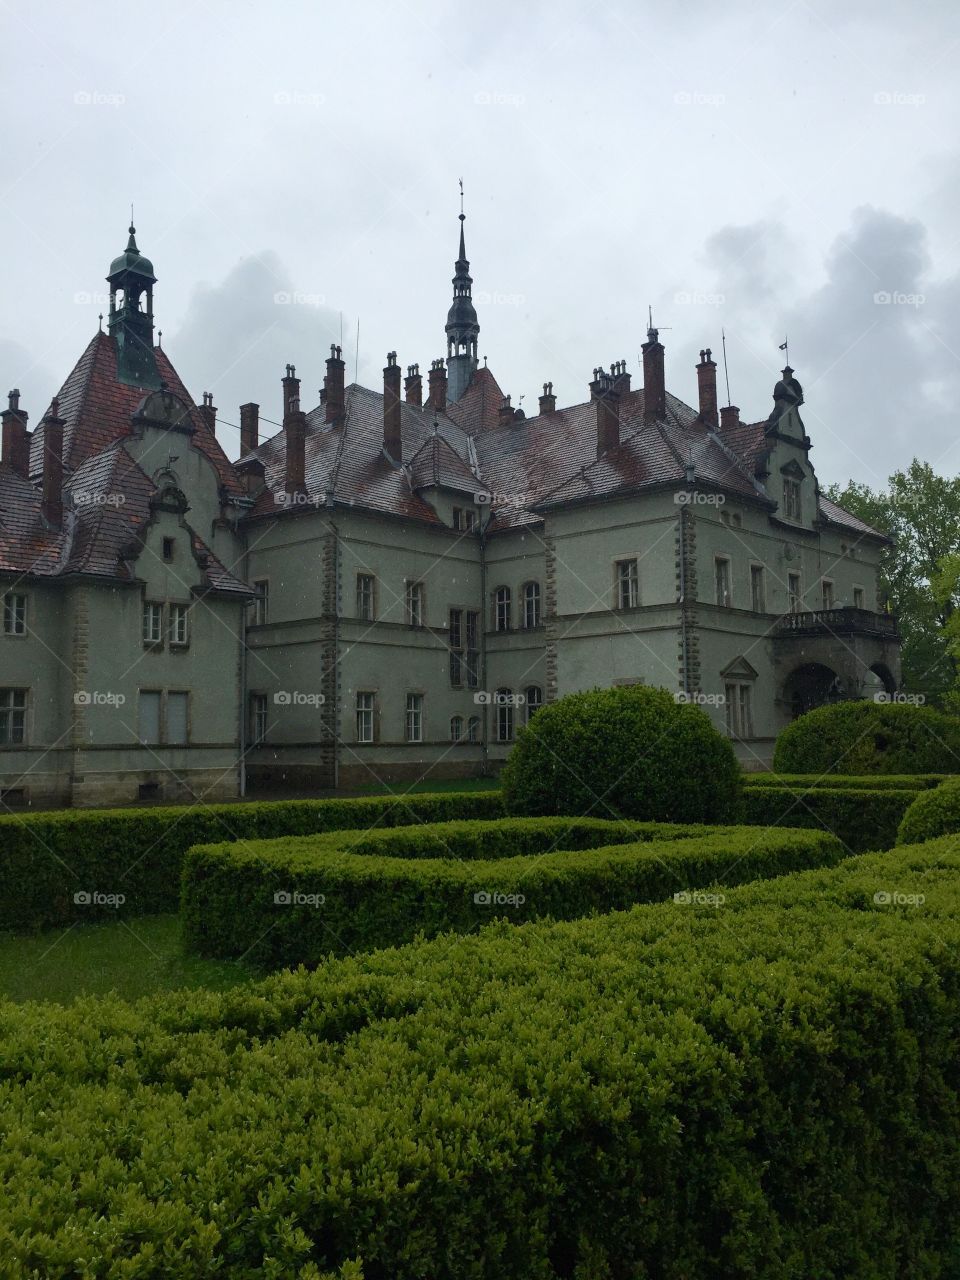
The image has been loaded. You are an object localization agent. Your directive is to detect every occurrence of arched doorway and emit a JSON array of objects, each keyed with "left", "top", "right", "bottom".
[
  {"left": 869, "top": 663, "right": 897, "bottom": 696},
  {"left": 783, "top": 663, "right": 843, "bottom": 719}
]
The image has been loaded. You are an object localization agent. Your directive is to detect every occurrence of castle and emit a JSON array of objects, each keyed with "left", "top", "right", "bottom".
[{"left": 0, "top": 215, "right": 900, "bottom": 807}]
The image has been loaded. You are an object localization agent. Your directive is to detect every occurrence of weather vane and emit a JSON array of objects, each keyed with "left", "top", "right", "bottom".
[
  {"left": 779, "top": 335, "right": 789, "bottom": 365},
  {"left": 459, "top": 177, "right": 464, "bottom": 218}
]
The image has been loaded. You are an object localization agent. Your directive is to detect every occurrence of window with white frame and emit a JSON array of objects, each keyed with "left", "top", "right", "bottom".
[
  {"left": 0, "top": 689, "right": 26, "bottom": 744},
  {"left": 356, "top": 692, "right": 375, "bottom": 743},
  {"left": 853, "top": 586, "right": 865, "bottom": 610},
  {"left": 250, "top": 693, "right": 268, "bottom": 746},
  {"left": 465, "top": 610, "right": 480, "bottom": 687},
  {"left": 450, "top": 714, "right": 464, "bottom": 742},
  {"left": 169, "top": 603, "right": 189, "bottom": 646},
  {"left": 724, "top": 682, "right": 753, "bottom": 739},
  {"left": 138, "top": 690, "right": 162, "bottom": 745},
  {"left": 449, "top": 608, "right": 463, "bottom": 686},
  {"left": 822, "top": 579, "right": 834, "bottom": 610},
  {"left": 142, "top": 602, "right": 163, "bottom": 644},
  {"left": 782, "top": 476, "right": 802, "bottom": 522},
  {"left": 251, "top": 580, "right": 269, "bottom": 626},
  {"left": 405, "top": 581, "right": 424, "bottom": 627},
  {"left": 750, "top": 565, "right": 765, "bottom": 613},
  {"left": 715, "top": 558, "right": 731, "bottom": 607},
  {"left": 788, "top": 571, "right": 803, "bottom": 613},
  {"left": 615, "top": 559, "right": 639, "bottom": 610},
  {"left": 2, "top": 593, "right": 26, "bottom": 636},
  {"left": 495, "top": 688, "right": 514, "bottom": 742},
  {"left": 166, "top": 691, "right": 189, "bottom": 745},
  {"left": 493, "top": 586, "right": 511, "bottom": 631},
  {"left": 467, "top": 715, "right": 480, "bottom": 743},
  {"left": 356, "top": 573, "right": 376, "bottom": 621},
  {"left": 525, "top": 685, "right": 543, "bottom": 722},
  {"left": 522, "top": 581, "right": 541, "bottom": 629},
  {"left": 405, "top": 692, "right": 423, "bottom": 742}
]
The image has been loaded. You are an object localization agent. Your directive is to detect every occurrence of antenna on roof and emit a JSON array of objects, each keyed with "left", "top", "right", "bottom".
[
  {"left": 721, "top": 327, "right": 732, "bottom": 407},
  {"left": 354, "top": 317, "right": 360, "bottom": 384}
]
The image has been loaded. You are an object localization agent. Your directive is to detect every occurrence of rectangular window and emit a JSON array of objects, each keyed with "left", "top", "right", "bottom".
[
  {"left": 356, "top": 573, "right": 375, "bottom": 621},
  {"left": 166, "top": 692, "right": 189, "bottom": 745},
  {"left": 251, "top": 580, "right": 269, "bottom": 626},
  {"left": 449, "top": 608, "right": 463, "bottom": 687},
  {"left": 782, "top": 477, "right": 802, "bottom": 522},
  {"left": 724, "top": 682, "right": 753, "bottom": 738},
  {"left": 405, "top": 692, "right": 423, "bottom": 743},
  {"left": 715, "top": 558, "right": 731, "bottom": 607},
  {"left": 615, "top": 559, "right": 639, "bottom": 610},
  {"left": 406, "top": 581, "right": 424, "bottom": 627},
  {"left": 250, "top": 693, "right": 268, "bottom": 746},
  {"left": 142, "top": 602, "right": 163, "bottom": 644},
  {"left": 465, "top": 610, "right": 480, "bottom": 688},
  {"left": 452, "top": 507, "right": 464, "bottom": 530},
  {"left": 788, "top": 572, "right": 802, "bottom": 613},
  {"left": 138, "top": 690, "right": 162, "bottom": 745},
  {"left": 356, "top": 691, "right": 374, "bottom": 743},
  {"left": 2, "top": 593, "right": 27, "bottom": 636},
  {"left": 750, "top": 565, "right": 765, "bottom": 613},
  {"left": 853, "top": 586, "right": 865, "bottom": 610},
  {"left": 0, "top": 689, "right": 26, "bottom": 745},
  {"left": 494, "top": 586, "right": 511, "bottom": 631},
  {"left": 522, "top": 582, "right": 542, "bottom": 629},
  {"left": 162, "top": 537, "right": 175, "bottom": 562},
  {"left": 822, "top": 579, "right": 834, "bottom": 610},
  {"left": 464, "top": 509, "right": 477, "bottom": 531},
  {"left": 495, "top": 690, "right": 514, "bottom": 743},
  {"left": 169, "top": 603, "right": 189, "bottom": 646}
]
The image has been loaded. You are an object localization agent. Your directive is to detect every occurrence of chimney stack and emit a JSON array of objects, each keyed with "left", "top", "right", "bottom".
[
  {"left": 1, "top": 389, "right": 30, "bottom": 477},
  {"left": 696, "top": 349, "right": 718, "bottom": 429},
  {"left": 199, "top": 391, "right": 217, "bottom": 436},
  {"left": 642, "top": 328, "right": 666, "bottom": 423},
  {"left": 383, "top": 352, "right": 402, "bottom": 461},
  {"left": 283, "top": 390, "right": 306, "bottom": 496},
  {"left": 539, "top": 382, "right": 556, "bottom": 415},
  {"left": 426, "top": 359, "right": 447, "bottom": 413},
  {"left": 719, "top": 404, "right": 741, "bottom": 432},
  {"left": 593, "top": 371, "right": 620, "bottom": 457},
  {"left": 325, "top": 345, "right": 345, "bottom": 424},
  {"left": 498, "top": 395, "right": 515, "bottom": 427},
  {"left": 611, "top": 360, "right": 631, "bottom": 394},
  {"left": 239, "top": 402, "right": 259, "bottom": 457},
  {"left": 404, "top": 363, "right": 423, "bottom": 407},
  {"left": 282, "top": 364, "right": 300, "bottom": 420},
  {"left": 41, "top": 398, "right": 64, "bottom": 529}
]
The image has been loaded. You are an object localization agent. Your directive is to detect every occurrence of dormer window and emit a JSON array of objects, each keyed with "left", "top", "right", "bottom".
[
  {"left": 162, "top": 537, "right": 175, "bottom": 562},
  {"left": 782, "top": 476, "right": 802, "bottom": 522}
]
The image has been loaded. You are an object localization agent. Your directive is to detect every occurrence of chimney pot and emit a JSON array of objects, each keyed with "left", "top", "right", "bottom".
[
  {"left": 539, "top": 381, "right": 557, "bottom": 415},
  {"left": 696, "top": 348, "right": 718, "bottom": 430},
  {"left": 498, "top": 395, "right": 514, "bottom": 427},
  {"left": 383, "top": 354, "right": 403, "bottom": 461},
  {"left": 404, "top": 363, "right": 423, "bottom": 407},
  {"left": 719, "top": 404, "right": 741, "bottom": 432},
  {"left": 239, "top": 402, "right": 259, "bottom": 457},
  {"left": 595, "top": 376, "right": 620, "bottom": 457},
  {"left": 325, "top": 344, "right": 345, "bottom": 424},
  {"left": 282, "top": 365, "right": 301, "bottom": 420},
  {"left": 426, "top": 358, "right": 447, "bottom": 413},
  {"left": 642, "top": 329, "right": 666, "bottom": 423},
  {"left": 1, "top": 390, "right": 30, "bottom": 477},
  {"left": 41, "top": 401, "right": 64, "bottom": 528},
  {"left": 283, "top": 403, "right": 306, "bottom": 496}
]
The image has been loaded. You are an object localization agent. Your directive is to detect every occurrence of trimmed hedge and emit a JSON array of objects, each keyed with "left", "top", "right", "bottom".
[
  {"left": 0, "top": 791, "right": 505, "bottom": 932},
  {"left": 897, "top": 778, "right": 960, "bottom": 844},
  {"left": 3, "top": 839, "right": 960, "bottom": 1274},
  {"left": 740, "top": 784, "right": 917, "bottom": 853},
  {"left": 501, "top": 684, "right": 743, "bottom": 822},
  {"left": 744, "top": 772, "right": 948, "bottom": 791},
  {"left": 182, "top": 816, "right": 845, "bottom": 967},
  {"left": 773, "top": 699, "right": 960, "bottom": 775}
]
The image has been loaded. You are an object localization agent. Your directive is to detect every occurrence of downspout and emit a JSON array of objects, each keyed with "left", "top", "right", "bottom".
[
  {"left": 479, "top": 506, "right": 492, "bottom": 776},
  {"left": 327, "top": 499, "right": 341, "bottom": 790},
  {"left": 678, "top": 503, "right": 691, "bottom": 696},
  {"left": 239, "top": 609, "right": 247, "bottom": 796}
]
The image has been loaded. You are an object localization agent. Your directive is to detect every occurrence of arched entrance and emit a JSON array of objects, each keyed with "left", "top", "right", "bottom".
[
  {"left": 783, "top": 663, "right": 843, "bottom": 719},
  {"left": 869, "top": 663, "right": 897, "bottom": 696}
]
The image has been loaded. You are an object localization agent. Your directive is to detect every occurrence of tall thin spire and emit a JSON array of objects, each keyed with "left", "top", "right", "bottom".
[{"left": 445, "top": 182, "right": 479, "bottom": 402}]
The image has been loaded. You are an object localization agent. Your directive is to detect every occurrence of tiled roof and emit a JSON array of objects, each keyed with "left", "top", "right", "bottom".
[
  {"left": 444, "top": 366, "right": 505, "bottom": 435},
  {"left": 409, "top": 430, "right": 480, "bottom": 494},
  {"left": 817, "top": 493, "right": 890, "bottom": 542}
]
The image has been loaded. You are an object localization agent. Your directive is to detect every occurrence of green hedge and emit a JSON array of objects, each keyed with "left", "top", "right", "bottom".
[
  {"left": 773, "top": 699, "right": 960, "bottom": 775},
  {"left": 3, "top": 838, "right": 960, "bottom": 1274},
  {"left": 740, "top": 784, "right": 917, "bottom": 852},
  {"left": 0, "top": 791, "right": 505, "bottom": 932},
  {"left": 897, "top": 779, "right": 960, "bottom": 844},
  {"left": 744, "top": 772, "right": 948, "bottom": 791},
  {"left": 182, "top": 816, "right": 845, "bottom": 967}
]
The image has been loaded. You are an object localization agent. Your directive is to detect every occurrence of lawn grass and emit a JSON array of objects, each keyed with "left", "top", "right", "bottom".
[{"left": 0, "top": 914, "right": 257, "bottom": 1005}]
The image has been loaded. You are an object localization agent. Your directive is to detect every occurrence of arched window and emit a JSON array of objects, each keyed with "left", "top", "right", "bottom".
[
  {"left": 525, "top": 686, "right": 543, "bottom": 722},
  {"left": 450, "top": 715, "right": 464, "bottom": 742},
  {"left": 493, "top": 586, "right": 511, "bottom": 632},
  {"left": 467, "top": 715, "right": 481, "bottom": 743},
  {"left": 522, "top": 582, "right": 541, "bottom": 629},
  {"left": 495, "top": 688, "right": 514, "bottom": 742}
]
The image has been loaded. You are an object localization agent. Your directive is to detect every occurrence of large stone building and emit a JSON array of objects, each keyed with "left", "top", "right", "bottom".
[{"left": 0, "top": 218, "right": 899, "bottom": 807}]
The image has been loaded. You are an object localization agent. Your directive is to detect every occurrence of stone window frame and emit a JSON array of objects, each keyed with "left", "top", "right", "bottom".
[
  {"left": 356, "top": 573, "right": 377, "bottom": 622},
  {"left": 521, "top": 580, "right": 542, "bottom": 629},
  {"left": 749, "top": 563, "right": 766, "bottom": 613},
  {"left": 613, "top": 557, "right": 640, "bottom": 611},
  {"left": 355, "top": 690, "right": 377, "bottom": 744},
  {"left": 142, "top": 600, "right": 164, "bottom": 647},
  {"left": 492, "top": 585, "right": 512, "bottom": 632},
  {"left": 250, "top": 579, "right": 269, "bottom": 626},
  {"left": 0, "top": 687, "right": 27, "bottom": 746},
  {"left": 405, "top": 691, "right": 424, "bottom": 743},
  {"left": 2, "top": 591, "right": 27, "bottom": 637},
  {"left": 714, "top": 556, "right": 732, "bottom": 608}
]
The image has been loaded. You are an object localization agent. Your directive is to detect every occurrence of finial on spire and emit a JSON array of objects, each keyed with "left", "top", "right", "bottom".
[{"left": 459, "top": 177, "right": 464, "bottom": 221}]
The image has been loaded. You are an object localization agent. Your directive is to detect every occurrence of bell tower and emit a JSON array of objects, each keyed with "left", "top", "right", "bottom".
[
  {"left": 106, "top": 221, "right": 161, "bottom": 389},
  {"left": 444, "top": 191, "right": 480, "bottom": 404}
]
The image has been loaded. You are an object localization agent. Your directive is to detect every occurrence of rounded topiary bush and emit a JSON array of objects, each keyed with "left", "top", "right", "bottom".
[
  {"left": 897, "top": 780, "right": 960, "bottom": 845},
  {"left": 773, "top": 700, "right": 960, "bottom": 776},
  {"left": 500, "top": 685, "right": 742, "bottom": 823}
]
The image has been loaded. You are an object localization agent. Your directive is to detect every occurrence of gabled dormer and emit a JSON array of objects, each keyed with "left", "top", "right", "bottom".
[{"left": 758, "top": 367, "right": 817, "bottom": 529}]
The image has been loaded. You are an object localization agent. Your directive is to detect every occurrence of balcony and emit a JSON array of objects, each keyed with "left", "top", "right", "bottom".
[{"left": 775, "top": 607, "right": 898, "bottom": 640}]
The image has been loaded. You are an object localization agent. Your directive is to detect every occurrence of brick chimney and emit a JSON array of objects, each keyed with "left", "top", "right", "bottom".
[
  {"left": 593, "top": 372, "right": 620, "bottom": 457},
  {"left": 642, "top": 328, "right": 666, "bottom": 423},
  {"left": 498, "top": 395, "right": 515, "bottom": 427},
  {"left": 239, "top": 402, "right": 259, "bottom": 457},
  {"left": 696, "top": 350, "right": 718, "bottom": 429},
  {"left": 611, "top": 360, "right": 631, "bottom": 394},
  {"left": 199, "top": 391, "right": 217, "bottom": 436},
  {"left": 383, "top": 352, "right": 402, "bottom": 461},
  {"left": 404, "top": 364, "right": 423, "bottom": 407},
  {"left": 284, "top": 391, "right": 306, "bottom": 496},
  {"left": 41, "top": 398, "right": 64, "bottom": 529},
  {"left": 539, "top": 382, "right": 556, "bottom": 415},
  {"left": 282, "top": 364, "right": 299, "bottom": 420},
  {"left": 1, "top": 389, "right": 30, "bottom": 477},
  {"left": 325, "top": 345, "right": 345, "bottom": 424},
  {"left": 426, "top": 359, "right": 447, "bottom": 413},
  {"left": 719, "top": 404, "right": 741, "bottom": 432}
]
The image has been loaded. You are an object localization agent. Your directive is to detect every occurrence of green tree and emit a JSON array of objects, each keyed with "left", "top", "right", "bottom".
[{"left": 825, "top": 461, "right": 960, "bottom": 702}]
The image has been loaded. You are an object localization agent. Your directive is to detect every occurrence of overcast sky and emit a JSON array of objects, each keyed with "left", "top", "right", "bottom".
[{"left": 2, "top": 0, "right": 958, "bottom": 492}]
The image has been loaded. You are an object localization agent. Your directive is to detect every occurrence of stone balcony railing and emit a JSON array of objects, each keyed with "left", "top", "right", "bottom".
[{"left": 774, "top": 607, "right": 899, "bottom": 640}]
